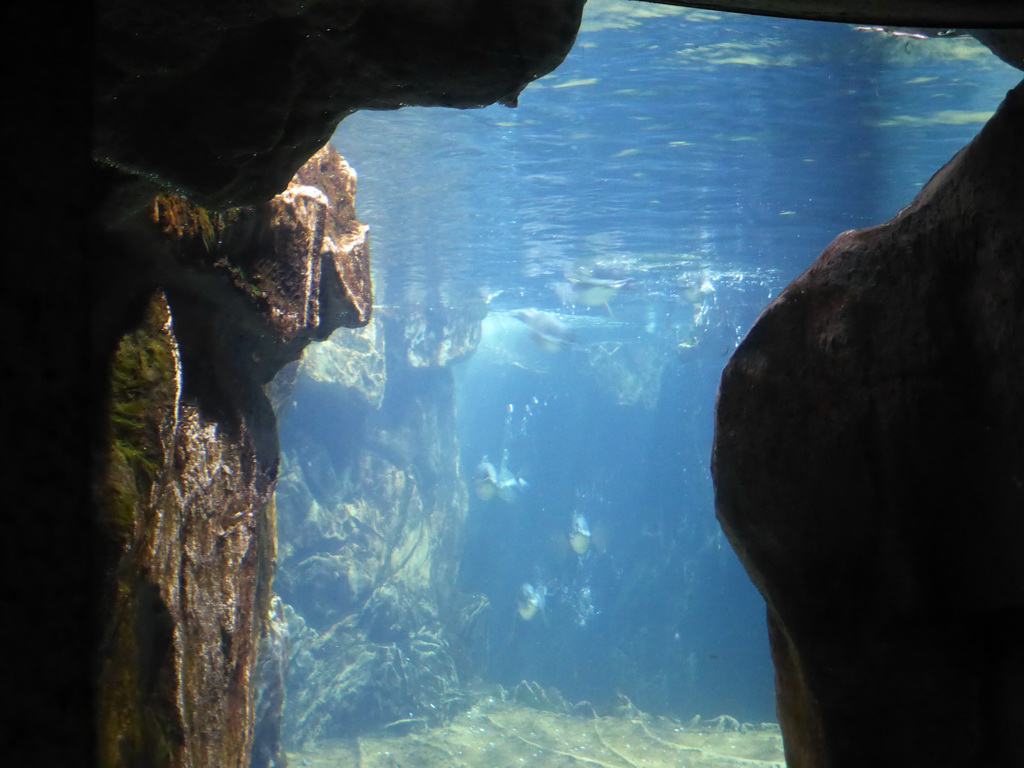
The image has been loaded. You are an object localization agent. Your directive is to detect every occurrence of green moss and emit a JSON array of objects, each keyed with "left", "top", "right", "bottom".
[
  {"left": 101, "top": 300, "right": 178, "bottom": 543},
  {"left": 98, "top": 297, "right": 186, "bottom": 767},
  {"left": 151, "top": 193, "right": 268, "bottom": 303},
  {"left": 153, "top": 193, "right": 221, "bottom": 253}
]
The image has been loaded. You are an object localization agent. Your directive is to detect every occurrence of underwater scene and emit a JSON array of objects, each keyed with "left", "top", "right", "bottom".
[{"left": 269, "top": 2, "right": 1021, "bottom": 766}]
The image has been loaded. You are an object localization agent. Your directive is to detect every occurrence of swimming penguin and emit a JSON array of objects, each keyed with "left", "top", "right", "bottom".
[
  {"left": 475, "top": 455, "right": 527, "bottom": 502},
  {"left": 568, "top": 512, "right": 592, "bottom": 555},
  {"left": 678, "top": 273, "right": 715, "bottom": 306},
  {"left": 473, "top": 457, "right": 499, "bottom": 500},
  {"left": 565, "top": 271, "right": 630, "bottom": 312},
  {"left": 513, "top": 309, "right": 577, "bottom": 352},
  {"left": 517, "top": 582, "right": 547, "bottom": 621},
  {"left": 495, "top": 464, "right": 529, "bottom": 503}
]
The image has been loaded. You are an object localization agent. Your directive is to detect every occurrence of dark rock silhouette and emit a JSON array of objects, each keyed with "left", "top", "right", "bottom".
[
  {"left": 95, "top": 0, "right": 588, "bottom": 208},
  {"left": 714, "top": 80, "right": 1024, "bottom": 768}
]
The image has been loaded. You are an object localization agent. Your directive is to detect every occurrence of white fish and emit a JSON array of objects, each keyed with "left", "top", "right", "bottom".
[{"left": 474, "top": 454, "right": 527, "bottom": 503}]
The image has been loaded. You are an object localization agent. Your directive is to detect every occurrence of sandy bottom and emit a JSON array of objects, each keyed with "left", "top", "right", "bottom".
[{"left": 288, "top": 700, "right": 785, "bottom": 768}]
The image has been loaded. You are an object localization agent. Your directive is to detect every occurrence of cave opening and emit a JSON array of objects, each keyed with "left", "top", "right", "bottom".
[{"left": 265, "top": 3, "right": 1020, "bottom": 765}]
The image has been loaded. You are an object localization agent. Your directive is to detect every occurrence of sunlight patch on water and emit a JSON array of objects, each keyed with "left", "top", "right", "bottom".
[
  {"left": 550, "top": 77, "right": 601, "bottom": 89},
  {"left": 875, "top": 109, "right": 996, "bottom": 127},
  {"left": 674, "top": 41, "right": 808, "bottom": 69}
]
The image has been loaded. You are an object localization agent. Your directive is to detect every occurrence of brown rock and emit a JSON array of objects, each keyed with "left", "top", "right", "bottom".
[
  {"left": 100, "top": 143, "right": 372, "bottom": 456},
  {"left": 98, "top": 294, "right": 277, "bottom": 768},
  {"left": 713, "top": 81, "right": 1024, "bottom": 766},
  {"left": 94, "top": 145, "right": 371, "bottom": 768}
]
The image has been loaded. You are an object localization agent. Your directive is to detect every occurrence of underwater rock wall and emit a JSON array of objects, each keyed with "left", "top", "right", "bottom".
[
  {"left": 95, "top": 145, "right": 370, "bottom": 768},
  {"left": 713, "top": 79, "right": 1024, "bottom": 767},
  {"left": 268, "top": 303, "right": 485, "bottom": 748}
]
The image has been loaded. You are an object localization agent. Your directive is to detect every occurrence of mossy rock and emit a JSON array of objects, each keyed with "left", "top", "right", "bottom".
[{"left": 101, "top": 295, "right": 179, "bottom": 545}]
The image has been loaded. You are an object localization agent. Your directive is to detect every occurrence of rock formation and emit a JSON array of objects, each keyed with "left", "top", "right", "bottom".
[
  {"left": 713, "top": 80, "right": 1024, "bottom": 767},
  {"left": 264, "top": 296, "right": 487, "bottom": 750},
  {"left": 94, "top": 144, "right": 371, "bottom": 768}
]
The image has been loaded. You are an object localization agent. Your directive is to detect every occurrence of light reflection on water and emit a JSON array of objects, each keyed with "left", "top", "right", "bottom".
[{"left": 336, "top": 5, "right": 1018, "bottom": 333}]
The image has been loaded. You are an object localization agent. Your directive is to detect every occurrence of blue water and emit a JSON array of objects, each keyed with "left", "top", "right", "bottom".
[{"left": 332, "top": 1, "right": 1021, "bottom": 725}]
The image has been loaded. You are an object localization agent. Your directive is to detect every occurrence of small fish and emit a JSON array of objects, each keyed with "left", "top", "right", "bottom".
[
  {"left": 517, "top": 582, "right": 547, "bottom": 621},
  {"left": 568, "top": 512, "right": 592, "bottom": 555},
  {"left": 513, "top": 309, "right": 577, "bottom": 352}
]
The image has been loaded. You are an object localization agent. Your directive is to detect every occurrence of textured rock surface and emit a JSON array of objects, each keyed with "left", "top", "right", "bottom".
[
  {"left": 583, "top": 337, "right": 671, "bottom": 409},
  {"left": 95, "top": 0, "right": 587, "bottom": 208},
  {"left": 95, "top": 144, "right": 371, "bottom": 457},
  {"left": 94, "top": 146, "right": 370, "bottom": 768},
  {"left": 98, "top": 294, "right": 277, "bottom": 768},
  {"left": 270, "top": 310, "right": 485, "bottom": 745},
  {"left": 713, "top": 81, "right": 1024, "bottom": 767}
]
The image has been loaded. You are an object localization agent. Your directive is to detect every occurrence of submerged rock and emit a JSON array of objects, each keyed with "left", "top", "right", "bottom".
[
  {"left": 268, "top": 278, "right": 493, "bottom": 743},
  {"left": 713, "top": 81, "right": 1024, "bottom": 767},
  {"left": 298, "top": 319, "right": 386, "bottom": 413},
  {"left": 392, "top": 298, "right": 487, "bottom": 368}
]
